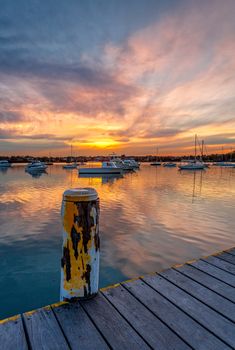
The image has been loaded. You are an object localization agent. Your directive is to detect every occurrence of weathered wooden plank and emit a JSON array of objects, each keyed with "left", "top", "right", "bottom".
[
  {"left": 175, "top": 264, "right": 235, "bottom": 303},
  {"left": 53, "top": 301, "right": 109, "bottom": 350},
  {"left": 215, "top": 252, "right": 235, "bottom": 265},
  {"left": 160, "top": 268, "right": 235, "bottom": 322},
  {"left": 23, "top": 306, "right": 69, "bottom": 350},
  {"left": 81, "top": 292, "right": 149, "bottom": 350},
  {"left": 190, "top": 259, "right": 235, "bottom": 287},
  {"left": 142, "top": 274, "right": 235, "bottom": 348},
  {"left": 202, "top": 256, "right": 235, "bottom": 275},
  {"left": 0, "top": 315, "right": 28, "bottom": 350},
  {"left": 122, "top": 278, "right": 229, "bottom": 350},
  {"left": 102, "top": 283, "right": 190, "bottom": 350}
]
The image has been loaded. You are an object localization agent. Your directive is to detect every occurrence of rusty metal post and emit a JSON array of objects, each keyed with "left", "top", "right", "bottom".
[{"left": 60, "top": 188, "right": 100, "bottom": 301}]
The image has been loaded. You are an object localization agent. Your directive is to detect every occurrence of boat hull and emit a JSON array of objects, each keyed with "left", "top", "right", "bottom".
[
  {"left": 178, "top": 165, "right": 205, "bottom": 170},
  {"left": 150, "top": 162, "right": 161, "bottom": 166},
  {"left": 163, "top": 163, "right": 176, "bottom": 167},
  {"left": 63, "top": 165, "right": 77, "bottom": 169},
  {"left": 0, "top": 162, "right": 11, "bottom": 168},
  {"left": 214, "top": 162, "right": 235, "bottom": 167}
]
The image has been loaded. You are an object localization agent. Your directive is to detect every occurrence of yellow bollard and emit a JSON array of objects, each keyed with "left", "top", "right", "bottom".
[{"left": 60, "top": 188, "right": 100, "bottom": 300}]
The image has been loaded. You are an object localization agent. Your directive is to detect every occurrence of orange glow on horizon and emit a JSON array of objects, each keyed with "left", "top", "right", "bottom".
[{"left": 1, "top": 1, "right": 235, "bottom": 157}]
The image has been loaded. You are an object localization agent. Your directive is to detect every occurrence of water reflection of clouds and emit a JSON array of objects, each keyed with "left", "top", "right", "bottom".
[
  {"left": 0, "top": 165, "right": 235, "bottom": 280},
  {"left": 98, "top": 165, "right": 235, "bottom": 277}
]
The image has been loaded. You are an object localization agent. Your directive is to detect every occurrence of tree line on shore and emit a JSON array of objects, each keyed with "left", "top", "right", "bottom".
[{"left": 0, "top": 151, "right": 234, "bottom": 163}]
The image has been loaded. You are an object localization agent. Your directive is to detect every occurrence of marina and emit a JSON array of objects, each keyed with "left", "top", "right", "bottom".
[
  {"left": 0, "top": 163, "right": 234, "bottom": 320},
  {"left": 1, "top": 247, "right": 235, "bottom": 349},
  {"left": 1, "top": 0, "right": 235, "bottom": 348}
]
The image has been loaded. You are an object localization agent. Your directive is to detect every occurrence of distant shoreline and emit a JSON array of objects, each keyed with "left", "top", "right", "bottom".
[{"left": 0, "top": 151, "right": 234, "bottom": 163}]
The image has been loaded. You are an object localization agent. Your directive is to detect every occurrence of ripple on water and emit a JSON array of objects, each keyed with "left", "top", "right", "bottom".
[{"left": 0, "top": 164, "right": 235, "bottom": 319}]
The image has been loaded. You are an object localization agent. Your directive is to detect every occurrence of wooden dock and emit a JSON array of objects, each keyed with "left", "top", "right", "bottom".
[{"left": 1, "top": 247, "right": 235, "bottom": 349}]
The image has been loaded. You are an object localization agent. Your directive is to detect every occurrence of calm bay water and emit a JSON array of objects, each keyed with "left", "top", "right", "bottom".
[{"left": 0, "top": 163, "right": 234, "bottom": 319}]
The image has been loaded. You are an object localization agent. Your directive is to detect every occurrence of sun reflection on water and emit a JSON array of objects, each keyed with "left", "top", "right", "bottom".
[{"left": 0, "top": 163, "right": 234, "bottom": 319}]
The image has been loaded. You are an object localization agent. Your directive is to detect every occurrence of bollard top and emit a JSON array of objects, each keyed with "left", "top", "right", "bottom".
[{"left": 63, "top": 187, "right": 98, "bottom": 202}]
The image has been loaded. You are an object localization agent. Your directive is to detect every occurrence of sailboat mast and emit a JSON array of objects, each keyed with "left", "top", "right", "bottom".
[
  {"left": 202, "top": 140, "right": 204, "bottom": 160},
  {"left": 194, "top": 134, "right": 197, "bottom": 161}
]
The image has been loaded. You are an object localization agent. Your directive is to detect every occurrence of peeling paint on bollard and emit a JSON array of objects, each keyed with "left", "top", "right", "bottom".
[{"left": 60, "top": 188, "right": 100, "bottom": 301}]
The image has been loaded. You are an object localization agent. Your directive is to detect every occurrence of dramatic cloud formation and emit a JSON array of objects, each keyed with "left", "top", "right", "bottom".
[{"left": 0, "top": 0, "right": 235, "bottom": 155}]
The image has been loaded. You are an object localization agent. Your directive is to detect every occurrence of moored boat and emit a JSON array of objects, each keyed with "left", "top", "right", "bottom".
[
  {"left": 163, "top": 162, "right": 176, "bottom": 167},
  {"left": 109, "top": 154, "right": 133, "bottom": 171},
  {"left": 123, "top": 159, "right": 139, "bottom": 169},
  {"left": 0, "top": 160, "right": 11, "bottom": 168},
  {"left": 178, "top": 160, "right": 205, "bottom": 170},
  {"left": 78, "top": 161, "right": 123, "bottom": 175},
  {"left": 63, "top": 163, "right": 78, "bottom": 169},
  {"left": 25, "top": 161, "right": 48, "bottom": 172},
  {"left": 150, "top": 161, "right": 161, "bottom": 166},
  {"left": 213, "top": 162, "right": 235, "bottom": 167},
  {"left": 178, "top": 135, "right": 206, "bottom": 170},
  {"left": 63, "top": 144, "right": 78, "bottom": 169}
]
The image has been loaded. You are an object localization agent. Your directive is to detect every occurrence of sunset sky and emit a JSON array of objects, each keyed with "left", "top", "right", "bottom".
[{"left": 0, "top": 0, "right": 235, "bottom": 156}]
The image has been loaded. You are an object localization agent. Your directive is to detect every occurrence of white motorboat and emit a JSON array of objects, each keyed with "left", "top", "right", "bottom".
[
  {"left": 63, "top": 163, "right": 78, "bottom": 169},
  {"left": 78, "top": 161, "right": 123, "bottom": 175},
  {"left": 109, "top": 153, "right": 138, "bottom": 170},
  {"left": 109, "top": 154, "right": 132, "bottom": 171},
  {"left": 123, "top": 159, "right": 140, "bottom": 169},
  {"left": 0, "top": 160, "right": 11, "bottom": 168},
  {"left": 163, "top": 162, "right": 176, "bottom": 167},
  {"left": 128, "top": 159, "right": 140, "bottom": 168},
  {"left": 116, "top": 160, "right": 133, "bottom": 171},
  {"left": 25, "top": 161, "right": 48, "bottom": 172},
  {"left": 178, "top": 160, "right": 205, "bottom": 170}
]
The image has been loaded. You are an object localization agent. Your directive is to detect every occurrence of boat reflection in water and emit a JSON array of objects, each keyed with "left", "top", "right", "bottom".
[
  {"left": 0, "top": 163, "right": 235, "bottom": 320},
  {"left": 26, "top": 169, "right": 48, "bottom": 178},
  {"left": 0, "top": 167, "right": 9, "bottom": 174},
  {"left": 78, "top": 172, "right": 123, "bottom": 184}
]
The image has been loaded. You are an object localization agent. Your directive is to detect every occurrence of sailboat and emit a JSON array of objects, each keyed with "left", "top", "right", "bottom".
[
  {"left": 150, "top": 148, "right": 161, "bottom": 166},
  {"left": 63, "top": 145, "right": 78, "bottom": 169},
  {"left": 178, "top": 135, "right": 206, "bottom": 170},
  {"left": 201, "top": 140, "right": 210, "bottom": 168},
  {"left": 213, "top": 147, "right": 235, "bottom": 167}
]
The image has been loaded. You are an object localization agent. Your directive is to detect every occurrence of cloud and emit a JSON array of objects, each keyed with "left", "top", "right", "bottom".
[
  {"left": 0, "top": 127, "right": 68, "bottom": 141},
  {"left": 0, "top": 128, "right": 14, "bottom": 139},
  {"left": 0, "top": 0, "right": 235, "bottom": 155},
  {"left": 0, "top": 111, "right": 26, "bottom": 123}
]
